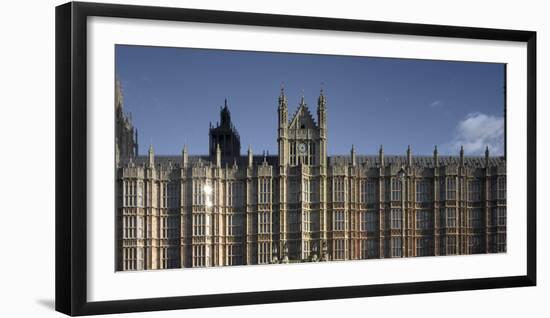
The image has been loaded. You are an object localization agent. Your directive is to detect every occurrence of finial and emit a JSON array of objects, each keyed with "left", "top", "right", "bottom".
[
  {"left": 182, "top": 144, "right": 188, "bottom": 167},
  {"left": 248, "top": 145, "right": 253, "bottom": 167},
  {"left": 351, "top": 144, "right": 356, "bottom": 166},
  {"left": 379, "top": 144, "right": 384, "bottom": 166},
  {"left": 485, "top": 146, "right": 490, "bottom": 156},
  {"left": 300, "top": 89, "right": 305, "bottom": 105},
  {"left": 318, "top": 84, "right": 327, "bottom": 107},
  {"left": 148, "top": 143, "right": 154, "bottom": 166},
  {"left": 279, "top": 84, "right": 287, "bottom": 105},
  {"left": 434, "top": 145, "right": 439, "bottom": 167},
  {"left": 224, "top": 98, "right": 227, "bottom": 108}
]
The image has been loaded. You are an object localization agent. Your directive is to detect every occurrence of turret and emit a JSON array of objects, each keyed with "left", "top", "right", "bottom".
[
  {"left": 407, "top": 145, "right": 412, "bottom": 167},
  {"left": 379, "top": 145, "right": 385, "bottom": 167},
  {"left": 248, "top": 145, "right": 253, "bottom": 168},
  {"left": 278, "top": 87, "right": 288, "bottom": 128},
  {"left": 485, "top": 146, "right": 490, "bottom": 167},
  {"left": 182, "top": 144, "right": 188, "bottom": 168},
  {"left": 317, "top": 88, "right": 327, "bottom": 131},
  {"left": 148, "top": 144, "right": 154, "bottom": 167},
  {"left": 317, "top": 87, "right": 328, "bottom": 167},
  {"left": 278, "top": 87, "right": 288, "bottom": 167},
  {"left": 351, "top": 145, "right": 356, "bottom": 166},
  {"left": 460, "top": 145, "right": 465, "bottom": 166}
]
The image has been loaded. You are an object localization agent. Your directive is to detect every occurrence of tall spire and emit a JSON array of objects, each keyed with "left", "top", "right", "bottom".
[
  {"left": 460, "top": 145, "right": 465, "bottom": 166},
  {"left": 485, "top": 146, "right": 490, "bottom": 167},
  {"left": 300, "top": 89, "right": 305, "bottom": 106},
  {"left": 407, "top": 145, "right": 412, "bottom": 166},
  {"left": 351, "top": 144, "right": 356, "bottom": 166},
  {"left": 379, "top": 145, "right": 385, "bottom": 167}
]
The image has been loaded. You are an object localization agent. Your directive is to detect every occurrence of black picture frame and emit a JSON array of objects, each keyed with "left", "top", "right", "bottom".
[{"left": 55, "top": 1, "right": 537, "bottom": 316}]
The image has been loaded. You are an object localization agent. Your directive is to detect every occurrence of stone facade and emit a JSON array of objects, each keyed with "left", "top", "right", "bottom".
[{"left": 116, "top": 88, "right": 507, "bottom": 271}]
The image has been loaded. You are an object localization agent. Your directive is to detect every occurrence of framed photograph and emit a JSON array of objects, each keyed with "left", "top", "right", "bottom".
[{"left": 55, "top": 1, "right": 536, "bottom": 316}]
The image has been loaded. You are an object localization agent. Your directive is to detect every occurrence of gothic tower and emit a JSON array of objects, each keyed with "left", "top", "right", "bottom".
[
  {"left": 277, "top": 88, "right": 289, "bottom": 258},
  {"left": 316, "top": 89, "right": 328, "bottom": 250},
  {"left": 317, "top": 88, "right": 327, "bottom": 167},
  {"left": 209, "top": 99, "right": 241, "bottom": 162},
  {"left": 278, "top": 89, "right": 327, "bottom": 261}
]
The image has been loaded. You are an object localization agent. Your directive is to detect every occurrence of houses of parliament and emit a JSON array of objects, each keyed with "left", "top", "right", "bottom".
[{"left": 115, "top": 81, "right": 507, "bottom": 271}]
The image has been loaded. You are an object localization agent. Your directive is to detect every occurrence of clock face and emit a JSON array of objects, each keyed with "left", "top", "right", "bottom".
[{"left": 298, "top": 143, "right": 307, "bottom": 154}]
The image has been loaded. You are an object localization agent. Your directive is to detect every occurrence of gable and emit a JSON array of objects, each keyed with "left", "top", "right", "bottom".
[{"left": 289, "top": 104, "right": 317, "bottom": 130}]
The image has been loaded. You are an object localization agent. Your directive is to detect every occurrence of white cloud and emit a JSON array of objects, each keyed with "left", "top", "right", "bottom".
[
  {"left": 430, "top": 100, "right": 442, "bottom": 107},
  {"left": 447, "top": 112, "right": 504, "bottom": 155}
]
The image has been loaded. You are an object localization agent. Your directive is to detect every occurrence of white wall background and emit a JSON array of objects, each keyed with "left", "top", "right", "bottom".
[{"left": 0, "top": 0, "right": 546, "bottom": 317}]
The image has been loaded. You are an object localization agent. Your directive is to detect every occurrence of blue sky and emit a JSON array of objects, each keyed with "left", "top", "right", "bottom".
[{"left": 116, "top": 45, "right": 505, "bottom": 156}]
